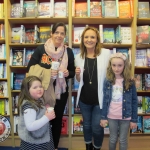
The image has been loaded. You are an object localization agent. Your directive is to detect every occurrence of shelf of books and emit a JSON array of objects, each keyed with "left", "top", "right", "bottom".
[{"left": 1, "top": 0, "right": 150, "bottom": 149}]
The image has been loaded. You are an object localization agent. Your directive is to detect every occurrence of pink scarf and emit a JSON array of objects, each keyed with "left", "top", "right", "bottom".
[{"left": 44, "top": 38, "right": 68, "bottom": 99}]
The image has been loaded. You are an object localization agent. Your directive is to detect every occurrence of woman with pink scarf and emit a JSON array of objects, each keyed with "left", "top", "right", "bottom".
[{"left": 27, "top": 22, "right": 75, "bottom": 150}]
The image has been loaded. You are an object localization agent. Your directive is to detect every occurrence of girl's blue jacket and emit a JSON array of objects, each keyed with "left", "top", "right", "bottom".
[{"left": 101, "top": 79, "right": 138, "bottom": 123}]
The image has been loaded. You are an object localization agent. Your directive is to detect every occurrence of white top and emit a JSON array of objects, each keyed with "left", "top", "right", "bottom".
[{"left": 75, "top": 48, "right": 111, "bottom": 109}]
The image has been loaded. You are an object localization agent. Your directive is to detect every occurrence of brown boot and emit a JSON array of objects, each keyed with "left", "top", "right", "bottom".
[{"left": 86, "top": 143, "right": 93, "bottom": 150}]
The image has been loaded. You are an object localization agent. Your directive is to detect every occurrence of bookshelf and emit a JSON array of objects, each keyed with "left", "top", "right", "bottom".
[{"left": 1, "top": 0, "right": 150, "bottom": 150}]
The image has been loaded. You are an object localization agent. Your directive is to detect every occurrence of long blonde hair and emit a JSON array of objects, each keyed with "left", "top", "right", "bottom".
[
  {"left": 106, "top": 55, "right": 132, "bottom": 90},
  {"left": 80, "top": 26, "right": 102, "bottom": 58}
]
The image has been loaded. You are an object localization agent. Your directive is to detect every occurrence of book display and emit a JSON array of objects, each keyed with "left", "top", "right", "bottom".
[{"left": 1, "top": 0, "right": 150, "bottom": 149}]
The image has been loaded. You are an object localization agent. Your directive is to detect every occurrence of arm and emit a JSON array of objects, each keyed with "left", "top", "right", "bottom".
[
  {"left": 131, "top": 83, "right": 138, "bottom": 123},
  {"left": 66, "top": 48, "right": 75, "bottom": 79},
  {"left": 26, "top": 45, "right": 43, "bottom": 72},
  {"left": 24, "top": 108, "right": 49, "bottom": 131},
  {"left": 101, "top": 79, "right": 108, "bottom": 120}
]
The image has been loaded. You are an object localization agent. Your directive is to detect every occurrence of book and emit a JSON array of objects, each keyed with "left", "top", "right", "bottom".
[
  {"left": 73, "top": 26, "right": 85, "bottom": 44},
  {"left": 138, "top": 2, "right": 150, "bottom": 18},
  {"left": 61, "top": 116, "right": 68, "bottom": 135},
  {"left": 143, "top": 116, "right": 150, "bottom": 133},
  {"left": 75, "top": 2, "right": 87, "bottom": 17},
  {"left": 0, "top": 99, "right": 4, "bottom": 115},
  {"left": 145, "top": 74, "right": 150, "bottom": 91},
  {"left": 11, "top": 3, "right": 21, "bottom": 18},
  {"left": 25, "top": 28, "right": 34, "bottom": 43},
  {"left": 116, "top": 48, "right": 129, "bottom": 59},
  {"left": 145, "top": 97, "right": 150, "bottom": 114},
  {"left": 135, "top": 49, "right": 147, "bottom": 67},
  {"left": 134, "top": 74, "right": 142, "bottom": 91},
  {"left": 0, "top": 44, "right": 6, "bottom": 59},
  {"left": 0, "top": 81, "right": 8, "bottom": 97},
  {"left": 24, "top": 1, "right": 37, "bottom": 17},
  {"left": 104, "top": 0, "right": 117, "bottom": 17},
  {"left": 137, "top": 96, "right": 143, "bottom": 114},
  {"left": 54, "top": 2, "right": 67, "bottom": 17},
  {"left": 115, "top": 25, "right": 121, "bottom": 43},
  {"left": 131, "top": 116, "right": 143, "bottom": 133},
  {"left": 73, "top": 115, "right": 83, "bottom": 134},
  {"left": 11, "top": 50, "right": 24, "bottom": 66},
  {"left": 118, "top": 1, "right": 131, "bottom": 18},
  {"left": 90, "top": 1, "right": 102, "bottom": 17},
  {"left": 0, "top": 63, "right": 4, "bottom": 78},
  {"left": 121, "top": 27, "right": 132, "bottom": 44},
  {"left": 39, "top": 26, "right": 51, "bottom": 43},
  {"left": 34, "top": 25, "right": 40, "bottom": 43},
  {"left": 11, "top": 73, "right": 25, "bottom": 90},
  {"left": 137, "top": 25, "right": 149, "bottom": 44},
  {"left": 11, "top": 27, "right": 21, "bottom": 43},
  {"left": 24, "top": 49, "right": 34, "bottom": 66},
  {"left": 147, "top": 49, "right": 150, "bottom": 67},
  {"left": 38, "top": 2, "right": 51, "bottom": 17},
  {"left": 103, "top": 27, "right": 115, "bottom": 43},
  {"left": 20, "top": 25, "right": 25, "bottom": 43}
]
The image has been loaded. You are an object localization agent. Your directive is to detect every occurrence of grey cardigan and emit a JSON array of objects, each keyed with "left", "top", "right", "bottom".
[{"left": 18, "top": 100, "right": 50, "bottom": 144}]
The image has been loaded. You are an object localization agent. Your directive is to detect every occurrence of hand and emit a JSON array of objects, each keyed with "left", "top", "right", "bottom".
[
  {"left": 45, "top": 110, "right": 55, "bottom": 121},
  {"left": 63, "top": 69, "right": 69, "bottom": 77},
  {"left": 51, "top": 69, "right": 58, "bottom": 78},
  {"left": 75, "top": 67, "right": 81, "bottom": 76},
  {"left": 100, "top": 120, "right": 108, "bottom": 128},
  {"left": 130, "top": 122, "right": 137, "bottom": 130}
]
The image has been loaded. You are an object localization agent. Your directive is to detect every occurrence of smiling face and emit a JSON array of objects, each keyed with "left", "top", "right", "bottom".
[
  {"left": 83, "top": 29, "right": 97, "bottom": 52},
  {"left": 111, "top": 58, "right": 125, "bottom": 78},
  {"left": 29, "top": 80, "right": 44, "bottom": 100},
  {"left": 51, "top": 26, "right": 66, "bottom": 47}
]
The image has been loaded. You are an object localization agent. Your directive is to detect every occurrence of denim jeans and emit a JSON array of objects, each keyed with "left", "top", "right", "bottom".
[
  {"left": 108, "top": 118, "right": 130, "bottom": 150},
  {"left": 79, "top": 101, "right": 104, "bottom": 149}
]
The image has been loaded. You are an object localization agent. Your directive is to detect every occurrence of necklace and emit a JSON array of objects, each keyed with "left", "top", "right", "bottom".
[{"left": 86, "top": 57, "right": 96, "bottom": 84}]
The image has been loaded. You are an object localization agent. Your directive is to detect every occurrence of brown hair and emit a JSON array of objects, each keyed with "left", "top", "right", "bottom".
[
  {"left": 106, "top": 56, "right": 132, "bottom": 90},
  {"left": 52, "top": 22, "right": 67, "bottom": 34},
  {"left": 80, "top": 26, "right": 102, "bottom": 58},
  {"left": 18, "top": 76, "right": 44, "bottom": 111}
]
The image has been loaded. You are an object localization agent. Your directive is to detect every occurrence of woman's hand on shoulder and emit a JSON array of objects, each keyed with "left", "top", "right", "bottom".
[
  {"left": 45, "top": 110, "right": 55, "bottom": 121},
  {"left": 100, "top": 120, "right": 108, "bottom": 128}
]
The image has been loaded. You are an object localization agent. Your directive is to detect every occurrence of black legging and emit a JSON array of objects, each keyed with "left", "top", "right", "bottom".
[{"left": 51, "top": 91, "right": 68, "bottom": 149}]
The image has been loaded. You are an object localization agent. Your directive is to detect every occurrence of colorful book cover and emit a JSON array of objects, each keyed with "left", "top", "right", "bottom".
[
  {"left": 20, "top": 25, "right": 25, "bottom": 43},
  {"left": 61, "top": 116, "right": 68, "bottom": 135},
  {"left": 118, "top": 1, "right": 131, "bottom": 18},
  {"left": 13, "top": 73, "right": 25, "bottom": 90},
  {"left": 39, "top": 26, "right": 51, "bottom": 43},
  {"left": 145, "top": 97, "right": 150, "bottom": 114},
  {"left": 90, "top": 1, "right": 102, "bottom": 17},
  {"left": 12, "top": 50, "right": 24, "bottom": 66},
  {"left": 0, "top": 81, "right": 8, "bottom": 97},
  {"left": 134, "top": 74, "right": 142, "bottom": 91},
  {"left": 104, "top": 0, "right": 117, "bottom": 17},
  {"left": 135, "top": 49, "right": 147, "bottom": 67},
  {"left": 145, "top": 74, "right": 150, "bottom": 91},
  {"left": 24, "top": 1, "right": 36, "bottom": 17},
  {"left": 138, "top": 2, "right": 150, "bottom": 18},
  {"left": 11, "top": 3, "right": 21, "bottom": 18},
  {"left": 115, "top": 25, "right": 121, "bottom": 43},
  {"left": 132, "top": 116, "right": 143, "bottom": 133},
  {"left": 25, "top": 28, "right": 34, "bottom": 43},
  {"left": 137, "top": 25, "right": 149, "bottom": 44},
  {"left": 38, "top": 2, "right": 51, "bottom": 17},
  {"left": 75, "top": 2, "right": 87, "bottom": 17},
  {"left": 11, "top": 27, "right": 21, "bottom": 43},
  {"left": 24, "top": 49, "right": 34, "bottom": 66},
  {"left": 147, "top": 49, "right": 150, "bottom": 67},
  {"left": 34, "top": 25, "right": 39, "bottom": 43},
  {"left": 73, "top": 96, "right": 81, "bottom": 114},
  {"left": 0, "top": 63, "right": 3, "bottom": 78},
  {"left": 73, "top": 115, "right": 83, "bottom": 134},
  {"left": 103, "top": 28, "right": 115, "bottom": 43},
  {"left": 143, "top": 116, "right": 150, "bottom": 133},
  {"left": 137, "top": 96, "right": 143, "bottom": 114},
  {"left": 54, "top": 2, "right": 67, "bottom": 17}
]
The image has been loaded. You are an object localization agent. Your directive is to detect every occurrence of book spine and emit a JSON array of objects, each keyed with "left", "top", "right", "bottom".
[
  {"left": 99, "top": 24, "right": 103, "bottom": 43},
  {"left": 129, "top": 0, "right": 134, "bottom": 18},
  {"left": 116, "top": 0, "right": 119, "bottom": 17},
  {"left": 101, "top": 0, "right": 105, "bottom": 17},
  {"left": 87, "top": 0, "right": 90, "bottom": 17}
]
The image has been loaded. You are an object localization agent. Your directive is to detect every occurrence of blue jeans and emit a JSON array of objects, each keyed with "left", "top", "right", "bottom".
[
  {"left": 108, "top": 118, "right": 130, "bottom": 150},
  {"left": 79, "top": 101, "right": 104, "bottom": 149}
]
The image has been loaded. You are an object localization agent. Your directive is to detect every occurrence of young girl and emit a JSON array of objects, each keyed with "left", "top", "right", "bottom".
[
  {"left": 100, "top": 53, "right": 138, "bottom": 150},
  {"left": 18, "top": 76, "right": 55, "bottom": 150}
]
